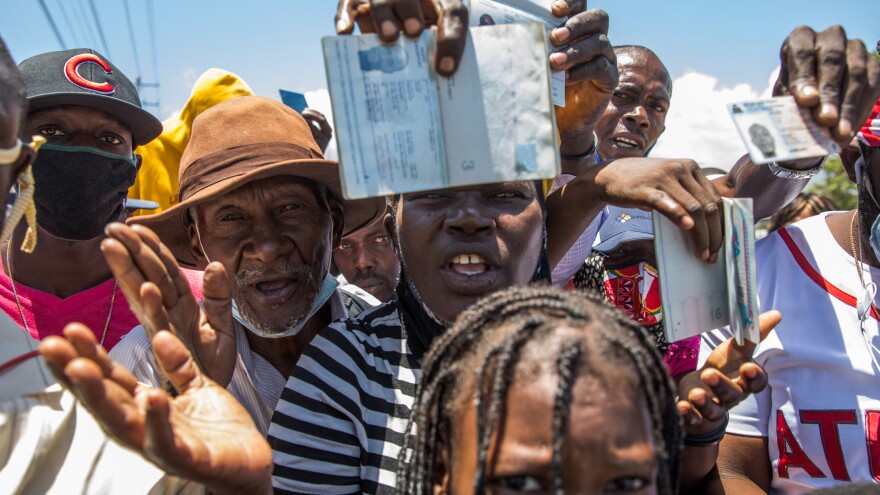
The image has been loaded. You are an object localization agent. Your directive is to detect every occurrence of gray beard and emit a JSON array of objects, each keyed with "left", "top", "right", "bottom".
[{"left": 235, "top": 264, "right": 317, "bottom": 335}]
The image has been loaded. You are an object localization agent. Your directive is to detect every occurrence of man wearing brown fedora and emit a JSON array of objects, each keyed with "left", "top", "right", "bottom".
[{"left": 107, "top": 95, "right": 385, "bottom": 434}]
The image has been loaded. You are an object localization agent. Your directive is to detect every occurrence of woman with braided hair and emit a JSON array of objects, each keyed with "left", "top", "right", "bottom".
[{"left": 398, "top": 285, "right": 682, "bottom": 495}]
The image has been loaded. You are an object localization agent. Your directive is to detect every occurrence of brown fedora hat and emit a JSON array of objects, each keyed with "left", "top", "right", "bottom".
[{"left": 131, "top": 95, "right": 385, "bottom": 268}]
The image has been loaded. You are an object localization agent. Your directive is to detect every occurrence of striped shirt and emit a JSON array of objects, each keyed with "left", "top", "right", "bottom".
[
  {"left": 110, "top": 285, "right": 377, "bottom": 435},
  {"left": 268, "top": 301, "right": 420, "bottom": 495}
]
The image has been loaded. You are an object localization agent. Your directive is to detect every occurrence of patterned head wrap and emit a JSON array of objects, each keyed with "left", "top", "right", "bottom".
[{"left": 858, "top": 97, "right": 880, "bottom": 148}]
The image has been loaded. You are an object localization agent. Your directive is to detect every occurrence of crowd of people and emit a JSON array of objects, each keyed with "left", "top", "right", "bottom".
[{"left": 2, "top": 1, "right": 880, "bottom": 494}]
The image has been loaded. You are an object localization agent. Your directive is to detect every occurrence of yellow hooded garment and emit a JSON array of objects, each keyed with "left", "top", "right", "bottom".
[{"left": 127, "top": 69, "right": 254, "bottom": 216}]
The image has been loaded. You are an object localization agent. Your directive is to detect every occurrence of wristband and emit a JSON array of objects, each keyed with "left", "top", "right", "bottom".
[
  {"left": 560, "top": 131, "right": 599, "bottom": 162},
  {"left": 768, "top": 159, "right": 823, "bottom": 180},
  {"left": 0, "top": 139, "right": 22, "bottom": 165},
  {"left": 683, "top": 412, "right": 729, "bottom": 446}
]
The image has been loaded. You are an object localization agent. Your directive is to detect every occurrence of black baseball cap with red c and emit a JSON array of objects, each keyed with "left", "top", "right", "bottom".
[{"left": 18, "top": 48, "right": 162, "bottom": 146}]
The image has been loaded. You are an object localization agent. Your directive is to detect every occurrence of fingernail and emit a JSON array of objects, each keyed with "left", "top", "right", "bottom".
[
  {"left": 336, "top": 19, "right": 349, "bottom": 32},
  {"left": 552, "top": 27, "right": 570, "bottom": 43},
  {"left": 709, "top": 253, "right": 718, "bottom": 264},
  {"left": 553, "top": 0, "right": 569, "bottom": 9},
  {"left": 439, "top": 56, "right": 455, "bottom": 74},
  {"left": 701, "top": 249, "right": 710, "bottom": 261},
  {"left": 838, "top": 118, "right": 853, "bottom": 137},
  {"left": 381, "top": 20, "right": 397, "bottom": 38},
  {"left": 693, "top": 395, "right": 705, "bottom": 406},
  {"left": 821, "top": 103, "right": 839, "bottom": 119},
  {"left": 798, "top": 84, "right": 818, "bottom": 98},
  {"left": 549, "top": 51, "right": 567, "bottom": 66},
  {"left": 404, "top": 18, "right": 421, "bottom": 36}
]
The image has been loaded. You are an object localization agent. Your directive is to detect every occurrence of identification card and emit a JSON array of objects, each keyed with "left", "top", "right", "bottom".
[{"left": 728, "top": 96, "right": 839, "bottom": 165}]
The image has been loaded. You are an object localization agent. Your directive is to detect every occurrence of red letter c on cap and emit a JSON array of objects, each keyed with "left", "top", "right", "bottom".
[{"left": 64, "top": 54, "right": 115, "bottom": 94}]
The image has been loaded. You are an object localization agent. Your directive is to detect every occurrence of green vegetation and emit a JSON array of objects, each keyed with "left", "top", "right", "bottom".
[{"left": 806, "top": 154, "right": 856, "bottom": 211}]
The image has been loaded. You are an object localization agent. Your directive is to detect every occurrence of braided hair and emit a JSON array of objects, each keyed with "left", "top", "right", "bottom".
[{"left": 396, "top": 286, "right": 682, "bottom": 495}]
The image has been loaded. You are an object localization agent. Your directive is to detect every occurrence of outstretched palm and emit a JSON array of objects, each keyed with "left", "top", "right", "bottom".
[
  {"left": 677, "top": 310, "right": 782, "bottom": 435},
  {"left": 101, "top": 222, "right": 237, "bottom": 386},
  {"left": 40, "top": 324, "right": 271, "bottom": 494}
]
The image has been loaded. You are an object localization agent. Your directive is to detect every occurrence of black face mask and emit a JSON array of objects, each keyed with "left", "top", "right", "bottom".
[{"left": 32, "top": 144, "right": 137, "bottom": 241}]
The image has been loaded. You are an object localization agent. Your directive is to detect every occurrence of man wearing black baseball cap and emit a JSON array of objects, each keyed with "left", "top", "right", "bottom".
[{"left": 0, "top": 48, "right": 200, "bottom": 350}]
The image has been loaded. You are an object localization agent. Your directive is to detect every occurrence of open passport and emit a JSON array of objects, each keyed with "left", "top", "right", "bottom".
[
  {"left": 653, "top": 198, "right": 760, "bottom": 346},
  {"left": 322, "top": 23, "right": 559, "bottom": 199},
  {"left": 465, "top": 0, "right": 566, "bottom": 107}
]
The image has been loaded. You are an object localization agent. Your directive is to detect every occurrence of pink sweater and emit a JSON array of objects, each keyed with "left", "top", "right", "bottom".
[{"left": 0, "top": 267, "right": 203, "bottom": 351}]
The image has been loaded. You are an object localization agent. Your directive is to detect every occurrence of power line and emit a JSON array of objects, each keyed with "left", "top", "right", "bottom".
[
  {"left": 122, "top": 0, "right": 142, "bottom": 79},
  {"left": 55, "top": 0, "right": 81, "bottom": 47},
  {"left": 37, "top": 0, "right": 67, "bottom": 50},
  {"left": 146, "top": 0, "right": 159, "bottom": 82},
  {"left": 71, "top": 0, "right": 98, "bottom": 49},
  {"left": 87, "top": 0, "right": 111, "bottom": 58},
  {"left": 145, "top": 0, "right": 161, "bottom": 114}
]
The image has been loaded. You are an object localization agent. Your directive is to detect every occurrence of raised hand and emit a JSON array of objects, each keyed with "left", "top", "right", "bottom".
[
  {"left": 335, "top": 0, "right": 468, "bottom": 76},
  {"left": 39, "top": 324, "right": 272, "bottom": 495},
  {"left": 775, "top": 25, "right": 880, "bottom": 146},
  {"left": 677, "top": 310, "right": 782, "bottom": 435},
  {"left": 101, "top": 222, "right": 237, "bottom": 387},
  {"left": 550, "top": 7, "right": 619, "bottom": 156}
]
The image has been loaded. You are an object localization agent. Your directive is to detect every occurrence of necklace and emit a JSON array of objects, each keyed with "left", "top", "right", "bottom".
[
  {"left": 849, "top": 211, "right": 880, "bottom": 373},
  {"left": 850, "top": 211, "right": 879, "bottom": 317},
  {"left": 5, "top": 239, "right": 117, "bottom": 347}
]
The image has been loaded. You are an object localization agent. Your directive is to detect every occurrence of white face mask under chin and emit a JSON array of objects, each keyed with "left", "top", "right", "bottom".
[
  {"left": 192, "top": 217, "right": 338, "bottom": 339},
  {"left": 231, "top": 274, "right": 338, "bottom": 339}
]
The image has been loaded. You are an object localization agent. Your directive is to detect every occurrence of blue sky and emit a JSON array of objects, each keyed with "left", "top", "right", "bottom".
[
  {"left": 4, "top": 0, "right": 877, "bottom": 117},
  {"left": 3, "top": 0, "right": 878, "bottom": 168}
]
